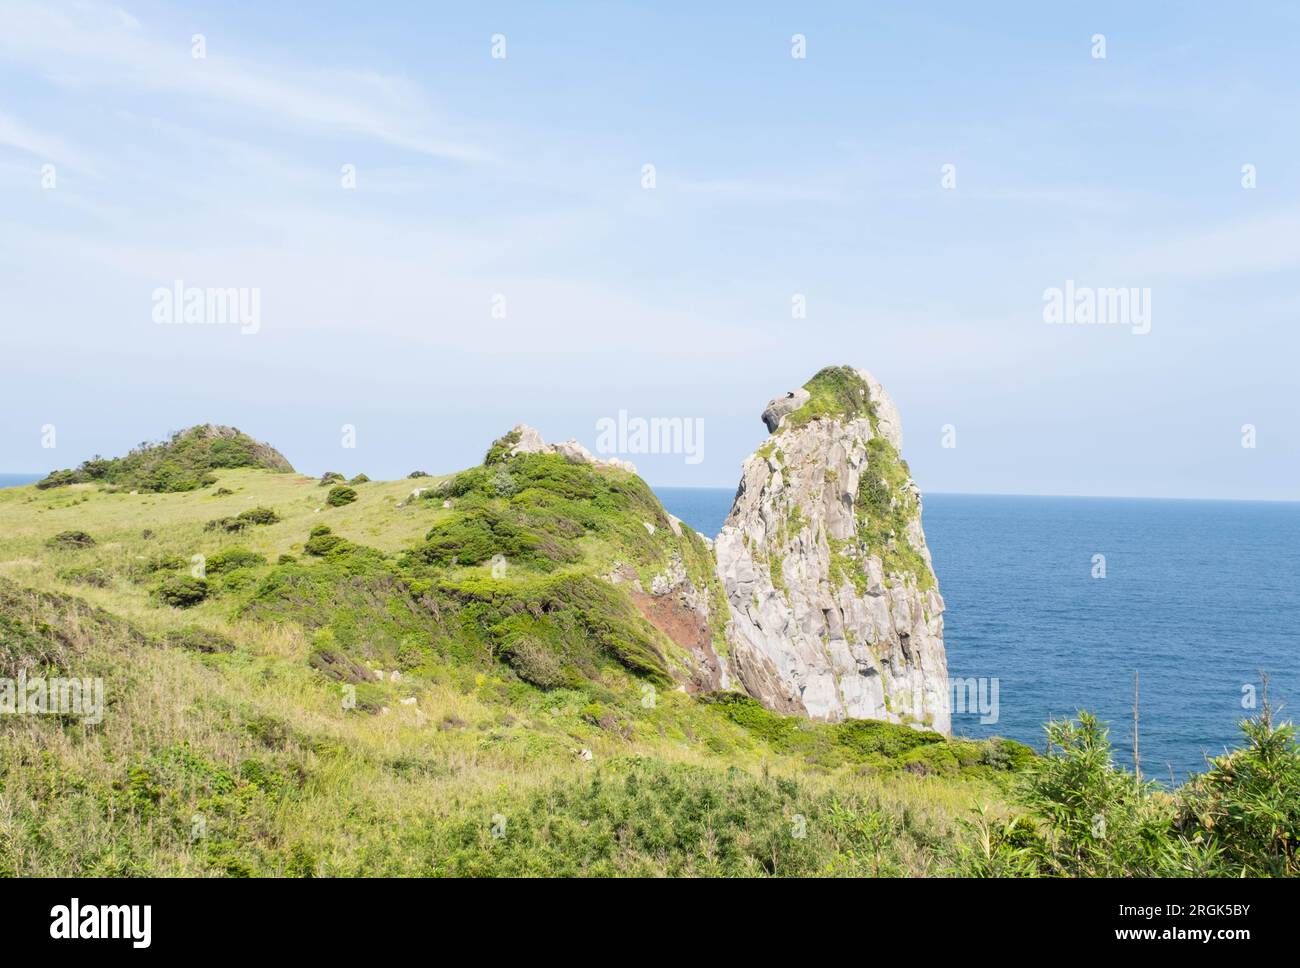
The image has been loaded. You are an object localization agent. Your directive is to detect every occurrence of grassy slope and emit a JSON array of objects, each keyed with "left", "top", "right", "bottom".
[{"left": 0, "top": 463, "right": 1029, "bottom": 877}]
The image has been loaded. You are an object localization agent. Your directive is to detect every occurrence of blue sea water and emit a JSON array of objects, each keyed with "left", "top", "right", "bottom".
[
  {"left": 0, "top": 474, "right": 41, "bottom": 489},
  {"left": 654, "top": 487, "right": 1300, "bottom": 782}
]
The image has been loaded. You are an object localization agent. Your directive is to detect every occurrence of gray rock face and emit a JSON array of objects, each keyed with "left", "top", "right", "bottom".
[
  {"left": 506, "top": 423, "right": 638, "bottom": 474},
  {"left": 761, "top": 388, "right": 811, "bottom": 433},
  {"left": 714, "top": 368, "right": 950, "bottom": 732}
]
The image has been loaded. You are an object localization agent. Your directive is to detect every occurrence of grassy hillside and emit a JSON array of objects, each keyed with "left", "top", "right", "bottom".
[{"left": 1, "top": 430, "right": 1296, "bottom": 877}]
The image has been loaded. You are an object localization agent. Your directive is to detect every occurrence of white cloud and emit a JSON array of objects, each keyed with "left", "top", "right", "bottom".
[
  {"left": 0, "top": 109, "right": 93, "bottom": 170},
  {"left": 0, "top": 0, "right": 491, "bottom": 163}
]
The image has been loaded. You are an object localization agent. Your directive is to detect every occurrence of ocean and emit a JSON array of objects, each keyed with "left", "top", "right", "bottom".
[
  {"left": 655, "top": 487, "right": 1300, "bottom": 782},
  {"left": 0, "top": 474, "right": 41, "bottom": 489}
]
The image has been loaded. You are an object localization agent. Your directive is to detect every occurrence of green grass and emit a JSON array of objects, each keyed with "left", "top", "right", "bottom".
[{"left": 0, "top": 568, "right": 1018, "bottom": 876}]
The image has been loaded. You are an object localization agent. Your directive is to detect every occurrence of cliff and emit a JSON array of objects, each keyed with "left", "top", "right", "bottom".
[{"left": 714, "top": 366, "right": 950, "bottom": 731}]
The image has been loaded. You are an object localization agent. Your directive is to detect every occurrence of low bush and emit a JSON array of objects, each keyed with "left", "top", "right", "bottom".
[
  {"left": 46, "top": 531, "right": 96, "bottom": 549},
  {"left": 57, "top": 565, "right": 112, "bottom": 588},
  {"left": 155, "top": 575, "right": 209, "bottom": 608},
  {"left": 326, "top": 486, "right": 357, "bottom": 507},
  {"left": 166, "top": 625, "right": 235, "bottom": 653},
  {"left": 205, "top": 547, "right": 267, "bottom": 575}
]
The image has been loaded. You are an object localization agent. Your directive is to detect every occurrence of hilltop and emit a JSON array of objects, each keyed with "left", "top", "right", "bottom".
[{"left": 36, "top": 424, "right": 293, "bottom": 493}]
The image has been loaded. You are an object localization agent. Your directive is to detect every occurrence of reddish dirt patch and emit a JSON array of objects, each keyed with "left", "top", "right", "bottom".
[{"left": 629, "top": 589, "right": 725, "bottom": 693}]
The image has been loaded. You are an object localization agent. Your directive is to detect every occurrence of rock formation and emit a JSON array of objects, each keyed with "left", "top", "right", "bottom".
[
  {"left": 714, "top": 366, "right": 950, "bottom": 732},
  {"left": 502, "top": 423, "right": 638, "bottom": 474}
]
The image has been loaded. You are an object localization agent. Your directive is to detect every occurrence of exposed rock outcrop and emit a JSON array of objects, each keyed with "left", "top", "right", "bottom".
[
  {"left": 499, "top": 423, "right": 637, "bottom": 474},
  {"left": 715, "top": 366, "right": 950, "bottom": 732}
]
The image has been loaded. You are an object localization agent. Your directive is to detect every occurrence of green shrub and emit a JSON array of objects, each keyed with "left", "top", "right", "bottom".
[
  {"left": 1015, "top": 714, "right": 1175, "bottom": 876},
  {"left": 206, "top": 506, "right": 280, "bottom": 533},
  {"left": 155, "top": 575, "right": 209, "bottom": 608},
  {"left": 35, "top": 469, "right": 79, "bottom": 490},
  {"left": 483, "top": 428, "right": 521, "bottom": 466},
  {"left": 127, "top": 553, "right": 187, "bottom": 582},
  {"left": 304, "top": 529, "right": 348, "bottom": 556},
  {"left": 166, "top": 625, "right": 235, "bottom": 653},
  {"left": 57, "top": 566, "right": 111, "bottom": 588},
  {"left": 237, "top": 506, "right": 280, "bottom": 526},
  {"left": 205, "top": 547, "right": 267, "bottom": 575},
  {"left": 326, "top": 486, "right": 357, "bottom": 507},
  {"left": 46, "top": 530, "right": 96, "bottom": 549},
  {"left": 349, "top": 474, "right": 370, "bottom": 485},
  {"left": 1177, "top": 713, "right": 1300, "bottom": 876}
]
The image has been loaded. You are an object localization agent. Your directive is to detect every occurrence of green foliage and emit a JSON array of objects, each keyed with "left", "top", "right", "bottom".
[
  {"left": 1178, "top": 713, "right": 1300, "bottom": 875},
  {"left": 205, "top": 547, "right": 267, "bottom": 575},
  {"left": 303, "top": 531, "right": 347, "bottom": 556},
  {"left": 154, "top": 575, "right": 209, "bottom": 609},
  {"left": 1012, "top": 713, "right": 1181, "bottom": 876},
  {"left": 242, "top": 549, "right": 441, "bottom": 671},
  {"left": 781, "top": 365, "right": 877, "bottom": 431},
  {"left": 35, "top": 424, "right": 291, "bottom": 492},
  {"left": 483, "top": 428, "right": 522, "bottom": 466},
  {"left": 46, "top": 530, "right": 96, "bottom": 549},
  {"left": 35, "top": 469, "right": 79, "bottom": 490},
  {"left": 348, "top": 474, "right": 370, "bottom": 485},
  {"left": 488, "top": 573, "right": 673, "bottom": 686},
  {"left": 58, "top": 565, "right": 112, "bottom": 588},
  {"left": 849, "top": 436, "right": 933, "bottom": 591},
  {"left": 430, "top": 758, "right": 924, "bottom": 877},
  {"left": 701, "top": 692, "right": 1024, "bottom": 776},
  {"left": 166, "top": 625, "right": 236, "bottom": 654},
  {"left": 0, "top": 577, "right": 148, "bottom": 678},
  {"left": 206, "top": 506, "right": 282, "bottom": 533},
  {"left": 237, "top": 506, "right": 280, "bottom": 526},
  {"left": 326, "top": 486, "right": 357, "bottom": 507},
  {"left": 418, "top": 505, "right": 578, "bottom": 569}
]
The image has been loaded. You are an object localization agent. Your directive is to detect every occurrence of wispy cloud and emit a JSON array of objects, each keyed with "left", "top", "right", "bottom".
[
  {"left": 0, "top": 108, "right": 94, "bottom": 171},
  {"left": 0, "top": 0, "right": 492, "bottom": 163}
]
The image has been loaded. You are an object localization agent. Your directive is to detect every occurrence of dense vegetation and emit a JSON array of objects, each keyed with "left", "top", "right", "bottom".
[
  {"left": 776, "top": 365, "right": 933, "bottom": 590},
  {"left": 2, "top": 428, "right": 1295, "bottom": 877},
  {"left": 781, "top": 365, "right": 877, "bottom": 430},
  {"left": 37, "top": 424, "right": 292, "bottom": 493}
]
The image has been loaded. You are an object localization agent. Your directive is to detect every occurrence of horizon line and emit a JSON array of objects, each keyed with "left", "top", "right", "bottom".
[
  {"left": 650, "top": 484, "right": 1300, "bottom": 505},
  {"left": 2, "top": 471, "right": 1294, "bottom": 506}
]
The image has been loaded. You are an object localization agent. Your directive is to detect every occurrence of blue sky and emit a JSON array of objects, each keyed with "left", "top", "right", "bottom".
[{"left": 1, "top": 1, "right": 1297, "bottom": 499}]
